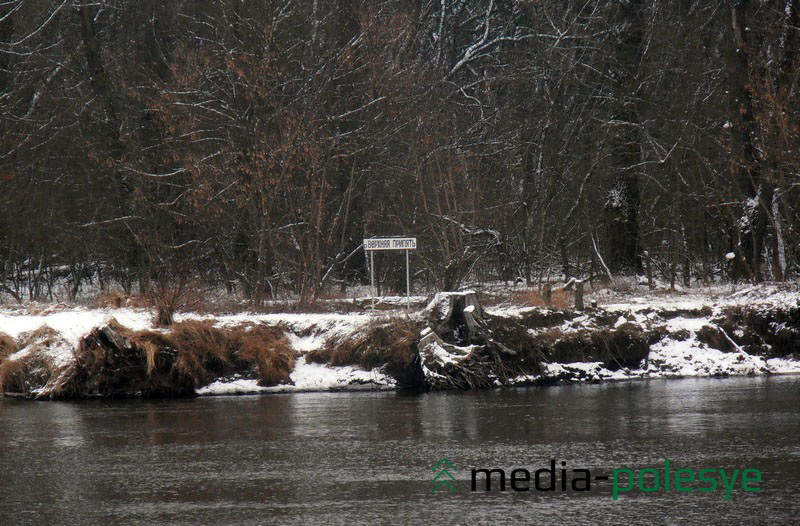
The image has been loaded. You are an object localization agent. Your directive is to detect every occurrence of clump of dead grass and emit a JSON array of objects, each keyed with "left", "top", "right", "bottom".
[
  {"left": 532, "top": 322, "right": 651, "bottom": 371},
  {"left": 168, "top": 320, "right": 234, "bottom": 384},
  {"left": 234, "top": 324, "right": 296, "bottom": 386},
  {"left": 590, "top": 323, "right": 650, "bottom": 369},
  {"left": 695, "top": 325, "right": 736, "bottom": 352},
  {"left": 0, "top": 332, "right": 16, "bottom": 362},
  {"left": 0, "top": 327, "right": 73, "bottom": 397},
  {"left": 2, "top": 318, "right": 300, "bottom": 399},
  {"left": 711, "top": 306, "right": 799, "bottom": 357},
  {"left": 94, "top": 291, "right": 149, "bottom": 309},
  {"left": 308, "top": 317, "right": 422, "bottom": 386},
  {"left": 511, "top": 289, "right": 570, "bottom": 309}
]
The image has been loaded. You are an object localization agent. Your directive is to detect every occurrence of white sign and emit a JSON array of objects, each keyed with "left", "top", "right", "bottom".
[{"left": 363, "top": 237, "right": 417, "bottom": 251}]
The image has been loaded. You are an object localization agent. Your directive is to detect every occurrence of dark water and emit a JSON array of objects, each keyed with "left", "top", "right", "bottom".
[{"left": 1, "top": 376, "right": 799, "bottom": 525}]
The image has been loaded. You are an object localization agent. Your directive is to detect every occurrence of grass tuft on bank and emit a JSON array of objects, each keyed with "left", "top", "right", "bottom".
[{"left": 307, "top": 317, "right": 423, "bottom": 386}]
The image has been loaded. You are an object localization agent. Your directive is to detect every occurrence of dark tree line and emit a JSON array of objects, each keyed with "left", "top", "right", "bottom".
[{"left": 1, "top": 0, "right": 798, "bottom": 304}]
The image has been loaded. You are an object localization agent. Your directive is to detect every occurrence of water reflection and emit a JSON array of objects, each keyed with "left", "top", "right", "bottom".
[{"left": 1, "top": 376, "right": 798, "bottom": 524}]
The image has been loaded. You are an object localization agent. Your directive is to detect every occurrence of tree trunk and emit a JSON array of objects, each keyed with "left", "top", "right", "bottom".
[
  {"left": 604, "top": 0, "right": 644, "bottom": 274},
  {"left": 727, "top": 0, "right": 765, "bottom": 283}
]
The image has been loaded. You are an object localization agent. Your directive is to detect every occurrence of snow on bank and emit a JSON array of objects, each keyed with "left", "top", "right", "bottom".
[
  {"left": 488, "top": 282, "right": 800, "bottom": 318},
  {"left": 196, "top": 361, "right": 395, "bottom": 395},
  {"left": 598, "top": 282, "right": 800, "bottom": 312},
  {"left": 1, "top": 283, "right": 799, "bottom": 397},
  {"left": 0, "top": 307, "right": 152, "bottom": 346},
  {"left": 181, "top": 311, "right": 372, "bottom": 338},
  {"left": 509, "top": 337, "right": 800, "bottom": 386}
]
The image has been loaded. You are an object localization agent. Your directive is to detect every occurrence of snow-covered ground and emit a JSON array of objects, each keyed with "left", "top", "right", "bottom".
[
  {"left": 196, "top": 362, "right": 396, "bottom": 395},
  {"left": 1, "top": 282, "right": 798, "bottom": 397},
  {"left": 487, "top": 281, "right": 800, "bottom": 317}
]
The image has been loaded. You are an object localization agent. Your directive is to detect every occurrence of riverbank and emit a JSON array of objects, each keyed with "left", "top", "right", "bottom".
[{"left": 0, "top": 283, "right": 798, "bottom": 398}]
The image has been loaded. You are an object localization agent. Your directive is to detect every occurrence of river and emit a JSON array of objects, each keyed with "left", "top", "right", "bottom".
[{"left": 1, "top": 376, "right": 798, "bottom": 524}]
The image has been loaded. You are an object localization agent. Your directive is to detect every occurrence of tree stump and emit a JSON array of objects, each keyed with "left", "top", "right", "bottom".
[
  {"left": 418, "top": 291, "right": 544, "bottom": 390},
  {"left": 422, "top": 290, "right": 486, "bottom": 345}
]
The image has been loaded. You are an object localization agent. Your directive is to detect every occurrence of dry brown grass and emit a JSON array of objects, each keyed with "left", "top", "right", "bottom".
[
  {"left": 308, "top": 317, "right": 422, "bottom": 385},
  {"left": 530, "top": 323, "right": 651, "bottom": 370},
  {"left": 0, "top": 327, "right": 71, "bottom": 396},
  {"left": 511, "top": 288, "right": 570, "bottom": 309},
  {"left": 168, "top": 320, "right": 234, "bottom": 383},
  {"left": 695, "top": 325, "right": 735, "bottom": 352},
  {"left": 47, "top": 318, "right": 301, "bottom": 398},
  {"left": 94, "top": 291, "right": 150, "bottom": 309},
  {"left": 711, "top": 306, "right": 800, "bottom": 357},
  {"left": 235, "top": 324, "right": 296, "bottom": 386},
  {"left": 0, "top": 332, "right": 16, "bottom": 361},
  {"left": 0, "top": 358, "right": 26, "bottom": 393},
  {"left": 1, "top": 318, "right": 304, "bottom": 398}
]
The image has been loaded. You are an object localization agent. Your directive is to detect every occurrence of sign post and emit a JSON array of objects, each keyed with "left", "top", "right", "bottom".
[
  {"left": 405, "top": 249, "right": 410, "bottom": 309},
  {"left": 363, "top": 237, "right": 417, "bottom": 309}
]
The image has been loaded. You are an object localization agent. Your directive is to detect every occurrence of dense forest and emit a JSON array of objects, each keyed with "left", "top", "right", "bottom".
[{"left": 0, "top": 0, "right": 798, "bottom": 305}]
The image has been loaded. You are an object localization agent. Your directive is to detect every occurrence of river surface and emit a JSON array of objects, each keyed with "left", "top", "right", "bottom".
[{"left": 1, "top": 376, "right": 799, "bottom": 525}]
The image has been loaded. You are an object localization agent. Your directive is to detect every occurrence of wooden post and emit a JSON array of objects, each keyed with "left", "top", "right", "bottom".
[
  {"left": 405, "top": 249, "right": 410, "bottom": 309},
  {"left": 542, "top": 283, "right": 552, "bottom": 306},
  {"left": 574, "top": 280, "right": 584, "bottom": 310}
]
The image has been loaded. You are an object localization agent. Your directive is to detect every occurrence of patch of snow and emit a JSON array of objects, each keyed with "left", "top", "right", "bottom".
[
  {"left": 645, "top": 337, "right": 765, "bottom": 377},
  {"left": 429, "top": 340, "right": 459, "bottom": 365},
  {"left": 291, "top": 360, "right": 395, "bottom": 389},
  {"left": 666, "top": 317, "right": 710, "bottom": 332},
  {"left": 765, "top": 358, "right": 800, "bottom": 375},
  {"left": 0, "top": 308, "right": 152, "bottom": 346},
  {"left": 195, "top": 366, "right": 396, "bottom": 396},
  {"left": 484, "top": 305, "right": 539, "bottom": 318},
  {"left": 286, "top": 333, "right": 326, "bottom": 352},
  {"left": 196, "top": 361, "right": 396, "bottom": 396},
  {"left": 196, "top": 378, "right": 270, "bottom": 396}
]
